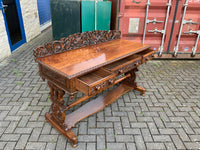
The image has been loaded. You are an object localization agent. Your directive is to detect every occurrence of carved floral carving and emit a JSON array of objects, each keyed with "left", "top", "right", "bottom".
[{"left": 33, "top": 30, "right": 121, "bottom": 58}]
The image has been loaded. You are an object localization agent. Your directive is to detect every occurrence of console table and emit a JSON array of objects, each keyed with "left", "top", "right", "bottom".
[{"left": 33, "top": 30, "right": 154, "bottom": 147}]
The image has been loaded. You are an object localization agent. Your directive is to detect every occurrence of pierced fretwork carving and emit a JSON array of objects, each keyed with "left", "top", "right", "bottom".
[
  {"left": 33, "top": 30, "right": 121, "bottom": 58},
  {"left": 48, "top": 81, "right": 66, "bottom": 128}
]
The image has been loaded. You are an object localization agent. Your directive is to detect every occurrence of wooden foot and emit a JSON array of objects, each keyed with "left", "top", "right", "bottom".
[
  {"left": 134, "top": 86, "right": 146, "bottom": 95},
  {"left": 45, "top": 113, "right": 78, "bottom": 146}
]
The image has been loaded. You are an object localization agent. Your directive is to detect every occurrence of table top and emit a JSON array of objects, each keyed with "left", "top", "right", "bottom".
[{"left": 37, "top": 39, "right": 151, "bottom": 79}]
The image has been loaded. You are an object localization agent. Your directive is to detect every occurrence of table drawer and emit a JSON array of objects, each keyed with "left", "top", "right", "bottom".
[
  {"left": 76, "top": 68, "right": 115, "bottom": 95},
  {"left": 104, "top": 54, "right": 142, "bottom": 75},
  {"left": 136, "top": 49, "right": 155, "bottom": 63}
]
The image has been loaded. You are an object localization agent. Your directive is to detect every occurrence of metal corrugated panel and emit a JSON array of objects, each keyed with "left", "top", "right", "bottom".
[{"left": 37, "top": 0, "right": 51, "bottom": 25}]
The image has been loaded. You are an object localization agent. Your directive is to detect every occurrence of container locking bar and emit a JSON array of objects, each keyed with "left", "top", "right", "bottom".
[
  {"left": 173, "top": 0, "right": 188, "bottom": 57},
  {"left": 146, "top": 18, "right": 163, "bottom": 24},
  {"left": 158, "top": 0, "right": 171, "bottom": 56},
  {"left": 183, "top": 19, "right": 199, "bottom": 25},
  {"left": 148, "top": 28, "right": 164, "bottom": 34},
  {"left": 142, "top": 0, "right": 150, "bottom": 44},
  {"left": 184, "top": 29, "right": 200, "bottom": 56}
]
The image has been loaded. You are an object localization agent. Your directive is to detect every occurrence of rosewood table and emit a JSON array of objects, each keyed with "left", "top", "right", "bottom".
[{"left": 33, "top": 30, "right": 154, "bottom": 147}]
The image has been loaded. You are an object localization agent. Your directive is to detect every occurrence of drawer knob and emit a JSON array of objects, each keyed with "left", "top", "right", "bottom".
[
  {"left": 146, "top": 57, "right": 150, "bottom": 61},
  {"left": 118, "top": 69, "right": 123, "bottom": 74},
  {"left": 95, "top": 85, "right": 101, "bottom": 91},
  {"left": 135, "top": 62, "right": 139, "bottom": 66},
  {"left": 108, "top": 79, "right": 114, "bottom": 84}
]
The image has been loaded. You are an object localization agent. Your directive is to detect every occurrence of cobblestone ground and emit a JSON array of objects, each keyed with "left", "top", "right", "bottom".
[{"left": 0, "top": 28, "right": 200, "bottom": 150}]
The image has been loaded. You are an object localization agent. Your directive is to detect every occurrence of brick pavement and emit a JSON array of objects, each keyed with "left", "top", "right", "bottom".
[{"left": 0, "top": 27, "right": 200, "bottom": 150}]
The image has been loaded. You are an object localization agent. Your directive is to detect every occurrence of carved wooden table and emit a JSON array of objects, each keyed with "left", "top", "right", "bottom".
[{"left": 33, "top": 30, "right": 154, "bottom": 147}]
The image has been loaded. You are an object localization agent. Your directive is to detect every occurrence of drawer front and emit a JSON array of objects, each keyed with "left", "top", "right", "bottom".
[
  {"left": 137, "top": 49, "right": 155, "bottom": 64},
  {"left": 112, "top": 59, "right": 141, "bottom": 75},
  {"left": 90, "top": 76, "right": 115, "bottom": 95},
  {"left": 103, "top": 55, "right": 142, "bottom": 76},
  {"left": 76, "top": 68, "right": 115, "bottom": 95}
]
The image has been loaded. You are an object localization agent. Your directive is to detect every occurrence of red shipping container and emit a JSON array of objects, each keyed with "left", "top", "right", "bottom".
[{"left": 118, "top": 0, "right": 200, "bottom": 58}]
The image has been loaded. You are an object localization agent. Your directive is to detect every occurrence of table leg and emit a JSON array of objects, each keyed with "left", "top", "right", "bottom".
[
  {"left": 124, "top": 68, "right": 146, "bottom": 95},
  {"left": 47, "top": 81, "right": 78, "bottom": 147}
]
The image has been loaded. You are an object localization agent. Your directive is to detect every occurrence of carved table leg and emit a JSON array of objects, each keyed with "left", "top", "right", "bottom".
[
  {"left": 124, "top": 68, "right": 146, "bottom": 96},
  {"left": 46, "top": 81, "right": 78, "bottom": 147}
]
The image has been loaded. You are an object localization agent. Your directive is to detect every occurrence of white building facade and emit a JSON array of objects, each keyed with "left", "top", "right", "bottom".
[{"left": 0, "top": 0, "right": 51, "bottom": 60}]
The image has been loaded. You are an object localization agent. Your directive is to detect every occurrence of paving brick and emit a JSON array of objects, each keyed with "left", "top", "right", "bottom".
[
  {"left": 87, "top": 143, "right": 96, "bottom": 150},
  {"left": 46, "top": 143, "right": 56, "bottom": 150},
  {"left": 55, "top": 135, "right": 67, "bottom": 150},
  {"left": 106, "top": 128, "right": 115, "bottom": 142},
  {"left": 4, "top": 121, "right": 18, "bottom": 133},
  {"left": 127, "top": 143, "right": 136, "bottom": 150},
  {"left": 0, "top": 134, "right": 20, "bottom": 141},
  {"left": 135, "top": 135, "right": 146, "bottom": 150},
  {"left": 107, "top": 143, "right": 126, "bottom": 150},
  {"left": 97, "top": 122, "right": 113, "bottom": 128},
  {"left": 185, "top": 142, "right": 200, "bottom": 150},
  {"left": 15, "top": 134, "right": 29, "bottom": 149},
  {"left": 97, "top": 135, "right": 105, "bottom": 150},
  {"left": 4, "top": 142, "right": 16, "bottom": 150},
  {"left": 146, "top": 143, "right": 166, "bottom": 150},
  {"left": 26, "top": 142, "right": 46, "bottom": 150},
  {"left": 124, "top": 128, "right": 141, "bottom": 135},
  {"left": 88, "top": 128, "right": 105, "bottom": 135},
  {"left": 171, "top": 135, "right": 186, "bottom": 149},
  {"left": 66, "top": 142, "right": 86, "bottom": 150},
  {"left": 29, "top": 128, "right": 42, "bottom": 141},
  {"left": 116, "top": 135, "right": 134, "bottom": 142},
  {"left": 38, "top": 134, "right": 58, "bottom": 142},
  {"left": 14, "top": 127, "right": 33, "bottom": 134},
  {"left": 78, "top": 135, "right": 96, "bottom": 142},
  {"left": 114, "top": 122, "right": 123, "bottom": 134}
]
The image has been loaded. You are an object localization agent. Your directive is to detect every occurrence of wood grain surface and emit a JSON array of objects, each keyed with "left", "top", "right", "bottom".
[{"left": 37, "top": 39, "right": 150, "bottom": 79}]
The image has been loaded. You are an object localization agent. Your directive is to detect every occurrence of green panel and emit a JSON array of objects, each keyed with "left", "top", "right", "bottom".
[
  {"left": 96, "top": 1, "right": 111, "bottom": 31},
  {"left": 50, "top": 0, "right": 81, "bottom": 40},
  {"left": 81, "top": 1, "right": 95, "bottom": 32}
]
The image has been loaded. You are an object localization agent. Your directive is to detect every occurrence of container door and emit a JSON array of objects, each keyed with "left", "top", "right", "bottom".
[
  {"left": 118, "top": 0, "right": 176, "bottom": 56},
  {"left": 170, "top": 0, "right": 200, "bottom": 56},
  {"left": 37, "top": 0, "right": 51, "bottom": 25},
  {"left": 0, "top": 0, "right": 26, "bottom": 52}
]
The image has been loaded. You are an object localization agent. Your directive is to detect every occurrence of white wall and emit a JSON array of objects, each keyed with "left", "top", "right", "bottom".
[
  {"left": 20, "top": 0, "right": 41, "bottom": 42},
  {"left": 0, "top": 11, "right": 11, "bottom": 61},
  {"left": 0, "top": 0, "right": 41, "bottom": 60}
]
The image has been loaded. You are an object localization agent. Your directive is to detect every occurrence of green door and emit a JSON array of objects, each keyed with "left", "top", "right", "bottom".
[
  {"left": 96, "top": 1, "right": 111, "bottom": 30},
  {"left": 81, "top": 1, "right": 95, "bottom": 32},
  {"left": 81, "top": 0, "right": 111, "bottom": 32}
]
